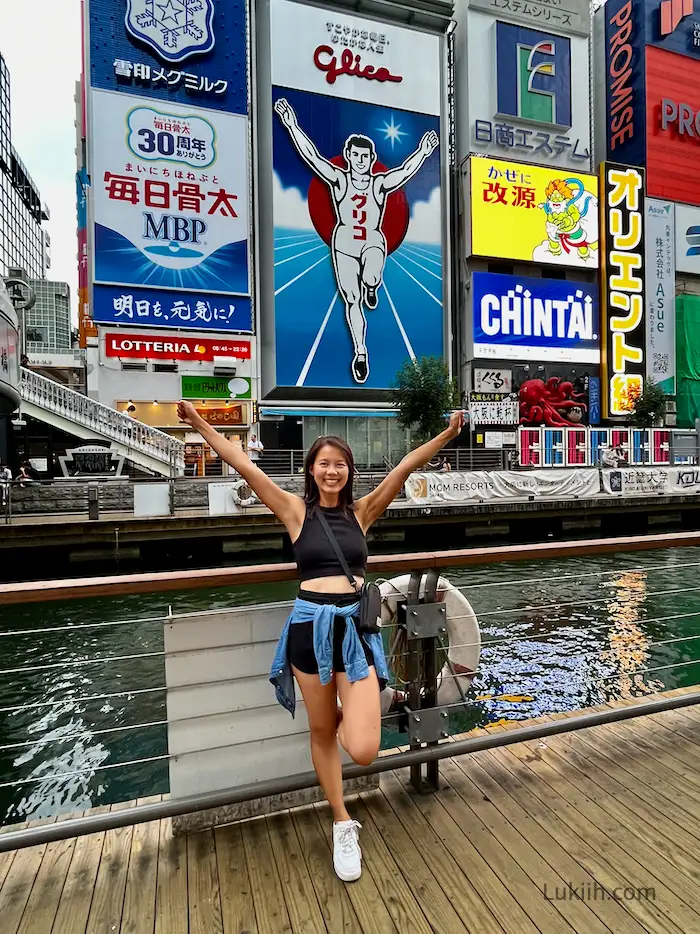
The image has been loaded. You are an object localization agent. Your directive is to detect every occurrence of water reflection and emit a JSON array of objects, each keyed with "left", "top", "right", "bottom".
[{"left": 3, "top": 547, "right": 700, "bottom": 822}]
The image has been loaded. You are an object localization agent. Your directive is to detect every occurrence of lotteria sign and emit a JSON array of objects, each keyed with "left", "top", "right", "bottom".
[
  {"left": 472, "top": 272, "right": 599, "bottom": 363},
  {"left": 600, "top": 162, "right": 646, "bottom": 418},
  {"left": 105, "top": 333, "right": 251, "bottom": 360}
]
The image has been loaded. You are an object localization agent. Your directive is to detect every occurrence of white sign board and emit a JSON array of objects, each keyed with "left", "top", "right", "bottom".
[
  {"left": 645, "top": 199, "right": 675, "bottom": 394},
  {"left": 469, "top": 398, "right": 519, "bottom": 425},
  {"left": 405, "top": 469, "right": 600, "bottom": 504},
  {"left": 474, "top": 367, "right": 512, "bottom": 393},
  {"left": 602, "top": 467, "right": 700, "bottom": 496},
  {"left": 467, "top": 0, "right": 591, "bottom": 37}
]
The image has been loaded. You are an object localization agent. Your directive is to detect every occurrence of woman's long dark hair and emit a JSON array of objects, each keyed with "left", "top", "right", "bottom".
[{"left": 303, "top": 435, "right": 356, "bottom": 512}]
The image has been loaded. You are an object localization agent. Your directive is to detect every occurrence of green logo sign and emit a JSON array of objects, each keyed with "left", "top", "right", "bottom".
[{"left": 181, "top": 375, "right": 251, "bottom": 399}]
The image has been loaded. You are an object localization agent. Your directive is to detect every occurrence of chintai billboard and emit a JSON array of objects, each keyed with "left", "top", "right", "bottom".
[{"left": 260, "top": 0, "right": 446, "bottom": 393}]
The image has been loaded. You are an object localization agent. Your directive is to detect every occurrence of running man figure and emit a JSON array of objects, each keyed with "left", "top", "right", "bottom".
[{"left": 275, "top": 98, "right": 439, "bottom": 384}]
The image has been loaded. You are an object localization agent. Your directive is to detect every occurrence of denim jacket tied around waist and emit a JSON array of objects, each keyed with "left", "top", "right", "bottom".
[{"left": 269, "top": 597, "right": 389, "bottom": 717}]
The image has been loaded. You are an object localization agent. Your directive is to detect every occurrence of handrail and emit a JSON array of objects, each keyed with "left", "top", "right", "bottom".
[
  {"left": 19, "top": 367, "right": 185, "bottom": 471},
  {"left": 3, "top": 528, "right": 700, "bottom": 605},
  {"left": 2, "top": 687, "right": 698, "bottom": 853}
]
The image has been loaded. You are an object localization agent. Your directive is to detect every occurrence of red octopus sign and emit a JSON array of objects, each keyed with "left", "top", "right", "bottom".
[{"left": 518, "top": 377, "right": 588, "bottom": 427}]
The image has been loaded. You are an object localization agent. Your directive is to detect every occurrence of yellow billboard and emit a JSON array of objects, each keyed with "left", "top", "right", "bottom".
[{"left": 470, "top": 157, "right": 599, "bottom": 269}]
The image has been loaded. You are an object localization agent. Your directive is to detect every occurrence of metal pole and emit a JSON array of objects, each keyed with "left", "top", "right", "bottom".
[{"left": 1, "top": 688, "right": 698, "bottom": 853}]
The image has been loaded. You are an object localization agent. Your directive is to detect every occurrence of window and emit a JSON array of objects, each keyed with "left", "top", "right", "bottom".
[
  {"left": 121, "top": 362, "right": 147, "bottom": 371},
  {"left": 153, "top": 363, "right": 178, "bottom": 373}
]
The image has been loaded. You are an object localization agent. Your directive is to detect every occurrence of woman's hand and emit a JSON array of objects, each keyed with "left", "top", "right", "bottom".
[
  {"left": 177, "top": 400, "right": 206, "bottom": 430},
  {"left": 446, "top": 410, "right": 466, "bottom": 438}
]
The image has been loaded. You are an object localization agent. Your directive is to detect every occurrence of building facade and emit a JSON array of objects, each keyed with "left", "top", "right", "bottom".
[
  {"left": 0, "top": 54, "right": 50, "bottom": 280},
  {"left": 25, "top": 280, "right": 72, "bottom": 353}
]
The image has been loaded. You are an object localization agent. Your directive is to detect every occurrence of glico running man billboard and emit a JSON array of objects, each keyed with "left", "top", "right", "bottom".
[{"left": 267, "top": 0, "right": 444, "bottom": 391}]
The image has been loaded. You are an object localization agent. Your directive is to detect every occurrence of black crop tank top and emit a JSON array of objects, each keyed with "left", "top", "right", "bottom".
[{"left": 292, "top": 505, "right": 368, "bottom": 583}]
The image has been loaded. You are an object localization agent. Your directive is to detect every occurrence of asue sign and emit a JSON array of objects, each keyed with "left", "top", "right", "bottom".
[{"left": 472, "top": 271, "right": 599, "bottom": 363}]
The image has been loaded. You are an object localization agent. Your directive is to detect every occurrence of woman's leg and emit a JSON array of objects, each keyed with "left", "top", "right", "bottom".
[
  {"left": 292, "top": 666, "right": 351, "bottom": 822},
  {"left": 336, "top": 668, "right": 381, "bottom": 767}
]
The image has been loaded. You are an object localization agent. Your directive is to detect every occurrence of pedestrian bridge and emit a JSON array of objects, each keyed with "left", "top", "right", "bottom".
[
  {"left": 19, "top": 368, "right": 185, "bottom": 477},
  {"left": 1, "top": 535, "right": 700, "bottom": 933}
]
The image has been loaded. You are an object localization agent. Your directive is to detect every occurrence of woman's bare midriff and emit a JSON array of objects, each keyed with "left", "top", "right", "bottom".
[{"left": 301, "top": 574, "right": 364, "bottom": 594}]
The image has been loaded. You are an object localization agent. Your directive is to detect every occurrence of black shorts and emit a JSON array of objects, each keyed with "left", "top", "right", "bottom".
[{"left": 288, "top": 589, "right": 375, "bottom": 676}]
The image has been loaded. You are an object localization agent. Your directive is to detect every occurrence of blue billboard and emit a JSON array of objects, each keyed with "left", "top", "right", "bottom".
[
  {"left": 93, "top": 284, "right": 253, "bottom": 333},
  {"left": 88, "top": 0, "right": 247, "bottom": 115},
  {"left": 472, "top": 271, "right": 600, "bottom": 364}
]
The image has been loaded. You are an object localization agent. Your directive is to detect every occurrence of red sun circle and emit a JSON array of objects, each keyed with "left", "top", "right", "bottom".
[{"left": 307, "top": 156, "right": 410, "bottom": 254}]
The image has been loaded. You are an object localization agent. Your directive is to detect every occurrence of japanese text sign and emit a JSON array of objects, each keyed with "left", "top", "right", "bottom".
[
  {"left": 87, "top": 0, "right": 247, "bottom": 115},
  {"left": 600, "top": 163, "right": 646, "bottom": 418},
  {"left": 194, "top": 405, "right": 244, "bottom": 426},
  {"left": 91, "top": 90, "right": 250, "bottom": 314},
  {"left": 181, "top": 375, "right": 251, "bottom": 399},
  {"left": 469, "top": 157, "right": 599, "bottom": 268},
  {"left": 93, "top": 285, "right": 252, "bottom": 334},
  {"left": 645, "top": 199, "right": 675, "bottom": 394},
  {"left": 105, "top": 332, "right": 251, "bottom": 361},
  {"left": 468, "top": 0, "right": 590, "bottom": 37}
]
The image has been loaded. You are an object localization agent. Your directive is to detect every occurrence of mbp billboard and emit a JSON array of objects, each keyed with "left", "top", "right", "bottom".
[
  {"left": 265, "top": 0, "right": 444, "bottom": 391},
  {"left": 90, "top": 90, "right": 252, "bottom": 332},
  {"left": 88, "top": 0, "right": 247, "bottom": 115},
  {"left": 465, "top": 0, "right": 592, "bottom": 170},
  {"left": 600, "top": 162, "right": 646, "bottom": 418},
  {"left": 645, "top": 198, "right": 675, "bottom": 394},
  {"left": 469, "top": 157, "right": 599, "bottom": 268},
  {"left": 472, "top": 271, "right": 599, "bottom": 363}
]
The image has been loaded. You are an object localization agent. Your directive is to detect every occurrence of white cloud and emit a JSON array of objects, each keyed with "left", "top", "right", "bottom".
[
  {"left": 2, "top": 0, "right": 82, "bottom": 325},
  {"left": 272, "top": 172, "right": 314, "bottom": 230},
  {"left": 405, "top": 187, "right": 441, "bottom": 245}
]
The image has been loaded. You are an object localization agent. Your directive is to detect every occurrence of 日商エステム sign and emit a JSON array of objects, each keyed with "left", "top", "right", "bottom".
[{"left": 599, "top": 162, "right": 646, "bottom": 418}]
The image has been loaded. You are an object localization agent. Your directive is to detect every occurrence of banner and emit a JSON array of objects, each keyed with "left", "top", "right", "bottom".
[
  {"left": 105, "top": 332, "right": 250, "bottom": 361},
  {"left": 88, "top": 0, "right": 248, "bottom": 116},
  {"left": 269, "top": 0, "right": 443, "bottom": 390},
  {"left": 645, "top": 199, "right": 675, "bottom": 394},
  {"left": 600, "top": 162, "right": 645, "bottom": 418},
  {"left": 602, "top": 467, "right": 700, "bottom": 496},
  {"left": 470, "top": 157, "right": 599, "bottom": 267},
  {"left": 472, "top": 271, "right": 599, "bottom": 363},
  {"left": 404, "top": 469, "right": 600, "bottom": 504},
  {"left": 469, "top": 395, "right": 519, "bottom": 426},
  {"left": 91, "top": 90, "right": 249, "bottom": 306}
]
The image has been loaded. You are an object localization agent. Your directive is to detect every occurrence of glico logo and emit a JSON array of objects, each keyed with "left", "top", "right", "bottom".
[
  {"left": 685, "top": 225, "right": 700, "bottom": 256},
  {"left": 660, "top": 0, "right": 694, "bottom": 37},
  {"left": 496, "top": 22, "right": 572, "bottom": 128}
]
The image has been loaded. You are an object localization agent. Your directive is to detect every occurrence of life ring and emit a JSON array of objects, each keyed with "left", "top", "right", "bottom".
[
  {"left": 229, "top": 478, "right": 259, "bottom": 508},
  {"left": 378, "top": 574, "right": 480, "bottom": 710}
]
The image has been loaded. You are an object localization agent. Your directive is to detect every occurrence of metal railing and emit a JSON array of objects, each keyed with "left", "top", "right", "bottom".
[
  {"left": 256, "top": 447, "right": 510, "bottom": 474},
  {"left": 1, "top": 530, "right": 700, "bottom": 850},
  {"left": 19, "top": 368, "right": 185, "bottom": 473}
]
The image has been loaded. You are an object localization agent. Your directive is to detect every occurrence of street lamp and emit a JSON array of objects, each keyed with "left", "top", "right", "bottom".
[{"left": 3, "top": 268, "right": 36, "bottom": 361}]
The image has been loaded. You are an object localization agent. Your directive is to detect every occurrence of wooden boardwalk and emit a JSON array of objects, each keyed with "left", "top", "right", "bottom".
[{"left": 2, "top": 688, "right": 700, "bottom": 934}]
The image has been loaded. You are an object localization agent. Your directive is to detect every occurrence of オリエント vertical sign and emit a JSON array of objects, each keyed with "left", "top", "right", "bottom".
[{"left": 600, "top": 162, "right": 645, "bottom": 418}]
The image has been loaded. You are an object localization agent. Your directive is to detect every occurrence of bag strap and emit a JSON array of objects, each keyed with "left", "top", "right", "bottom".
[{"left": 315, "top": 508, "right": 361, "bottom": 594}]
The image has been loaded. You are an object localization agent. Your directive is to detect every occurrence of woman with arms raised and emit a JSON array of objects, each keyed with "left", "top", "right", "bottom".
[{"left": 176, "top": 402, "right": 465, "bottom": 881}]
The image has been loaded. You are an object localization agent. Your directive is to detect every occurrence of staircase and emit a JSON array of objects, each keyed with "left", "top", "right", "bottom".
[{"left": 19, "top": 368, "right": 185, "bottom": 476}]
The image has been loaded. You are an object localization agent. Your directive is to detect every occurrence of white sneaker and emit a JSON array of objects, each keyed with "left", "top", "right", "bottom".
[{"left": 333, "top": 819, "right": 362, "bottom": 881}]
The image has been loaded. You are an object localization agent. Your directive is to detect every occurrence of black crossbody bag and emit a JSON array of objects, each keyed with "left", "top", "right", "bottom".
[{"left": 315, "top": 508, "right": 382, "bottom": 634}]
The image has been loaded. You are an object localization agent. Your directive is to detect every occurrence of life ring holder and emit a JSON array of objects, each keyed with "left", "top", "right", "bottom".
[
  {"left": 377, "top": 574, "right": 480, "bottom": 711},
  {"left": 229, "top": 478, "right": 259, "bottom": 508}
]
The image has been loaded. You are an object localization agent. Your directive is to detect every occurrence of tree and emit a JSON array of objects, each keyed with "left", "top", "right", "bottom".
[
  {"left": 622, "top": 378, "right": 668, "bottom": 427},
  {"left": 391, "top": 356, "right": 460, "bottom": 443}
]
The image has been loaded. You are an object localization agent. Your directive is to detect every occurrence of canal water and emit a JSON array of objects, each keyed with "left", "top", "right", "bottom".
[{"left": 2, "top": 545, "right": 700, "bottom": 825}]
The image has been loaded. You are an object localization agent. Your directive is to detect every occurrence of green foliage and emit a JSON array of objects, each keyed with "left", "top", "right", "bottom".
[
  {"left": 391, "top": 356, "right": 460, "bottom": 443},
  {"left": 625, "top": 378, "right": 668, "bottom": 427}
]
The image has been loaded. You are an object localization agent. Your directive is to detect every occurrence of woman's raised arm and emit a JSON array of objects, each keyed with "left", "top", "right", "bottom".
[{"left": 177, "top": 401, "right": 304, "bottom": 532}]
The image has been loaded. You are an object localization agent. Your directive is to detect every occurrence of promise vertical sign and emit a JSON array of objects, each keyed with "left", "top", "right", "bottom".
[{"left": 600, "top": 162, "right": 646, "bottom": 418}]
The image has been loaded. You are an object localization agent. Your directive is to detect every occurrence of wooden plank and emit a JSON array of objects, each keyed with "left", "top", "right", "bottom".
[
  {"left": 380, "top": 771, "right": 507, "bottom": 934},
  {"left": 360, "top": 788, "right": 469, "bottom": 934},
  {"left": 168, "top": 703, "right": 309, "bottom": 756},
  {"left": 187, "top": 829, "right": 223, "bottom": 934},
  {"left": 0, "top": 817, "right": 58, "bottom": 934},
  {"left": 85, "top": 803, "right": 134, "bottom": 934},
  {"left": 214, "top": 823, "right": 258, "bottom": 934},
  {"left": 435, "top": 758, "right": 606, "bottom": 934},
  {"left": 266, "top": 811, "right": 326, "bottom": 934},
  {"left": 154, "top": 818, "right": 188, "bottom": 934},
  {"left": 312, "top": 804, "right": 398, "bottom": 934},
  {"left": 497, "top": 729, "right": 700, "bottom": 933},
  {"left": 164, "top": 606, "right": 289, "bottom": 654},
  {"left": 50, "top": 806, "right": 110, "bottom": 934},
  {"left": 120, "top": 797, "right": 162, "bottom": 934},
  {"left": 450, "top": 753, "right": 649, "bottom": 934},
  {"left": 240, "top": 817, "right": 292, "bottom": 934},
  {"left": 165, "top": 641, "right": 277, "bottom": 688},
  {"left": 473, "top": 745, "right": 675, "bottom": 934},
  {"left": 291, "top": 808, "right": 362, "bottom": 933},
  {"left": 550, "top": 716, "right": 700, "bottom": 845},
  {"left": 15, "top": 834, "right": 76, "bottom": 934}
]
